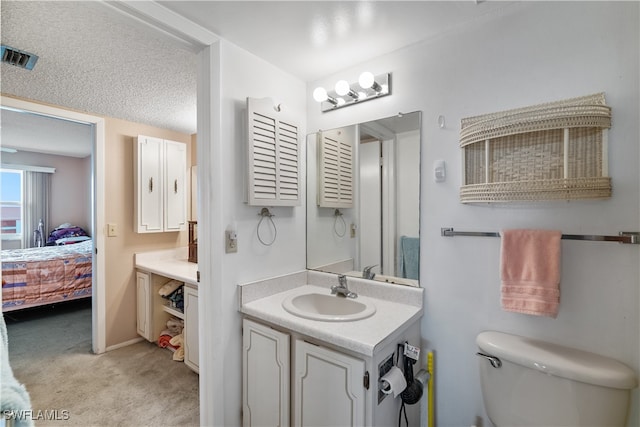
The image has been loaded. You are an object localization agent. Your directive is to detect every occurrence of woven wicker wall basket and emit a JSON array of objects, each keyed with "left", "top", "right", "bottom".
[{"left": 459, "top": 93, "right": 612, "bottom": 203}]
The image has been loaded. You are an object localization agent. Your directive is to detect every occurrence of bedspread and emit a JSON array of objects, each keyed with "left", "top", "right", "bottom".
[{"left": 2, "top": 240, "right": 92, "bottom": 311}]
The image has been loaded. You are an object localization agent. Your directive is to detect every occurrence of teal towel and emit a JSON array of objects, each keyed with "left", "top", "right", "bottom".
[
  {"left": 399, "top": 236, "right": 420, "bottom": 280},
  {"left": 1, "top": 313, "right": 34, "bottom": 427}
]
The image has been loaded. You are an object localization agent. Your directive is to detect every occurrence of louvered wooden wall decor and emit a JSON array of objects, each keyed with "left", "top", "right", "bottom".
[
  {"left": 460, "top": 93, "right": 612, "bottom": 203},
  {"left": 246, "top": 97, "right": 301, "bottom": 206},
  {"left": 317, "top": 128, "right": 354, "bottom": 208}
]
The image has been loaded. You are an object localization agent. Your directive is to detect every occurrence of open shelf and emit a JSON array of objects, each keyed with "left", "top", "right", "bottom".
[{"left": 162, "top": 303, "right": 184, "bottom": 320}]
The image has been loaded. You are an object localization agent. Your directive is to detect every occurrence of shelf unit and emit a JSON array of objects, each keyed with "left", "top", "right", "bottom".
[
  {"left": 162, "top": 303, "right": 184, "bottom": 320},
  {"left": 459, "top": 93, "right": 612, "bottom": 203}
]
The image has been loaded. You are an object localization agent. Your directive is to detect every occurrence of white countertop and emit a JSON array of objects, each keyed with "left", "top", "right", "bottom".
[
  {"left": 239, "top": 271, "right": 423, "bottom": 357},
  {"left": 135, "top": 247, "right": 198, "bottom": 286}
]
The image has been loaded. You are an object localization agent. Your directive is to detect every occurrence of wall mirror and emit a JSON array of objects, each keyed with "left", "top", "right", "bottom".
[{"left": 306, "top": 111, "right": 421, "bottom": 287}]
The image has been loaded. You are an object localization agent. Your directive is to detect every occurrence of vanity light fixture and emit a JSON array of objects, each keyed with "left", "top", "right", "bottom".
[
  {"left": 335, "top": 80, "right": 361, "bottom": 100},
  {"left": 358, "top": 71, "right": 382, "bottom": 93},
  {"left": 313, "top": 87, "right": 339, "bottom": 106},
  {"left": 313, "top": 72, "right": 391, "bottom": 112}
]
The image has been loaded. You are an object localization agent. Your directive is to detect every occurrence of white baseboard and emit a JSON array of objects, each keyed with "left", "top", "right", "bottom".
[{"left": 105, "top": 336, "right": 144, "bottom": 352}]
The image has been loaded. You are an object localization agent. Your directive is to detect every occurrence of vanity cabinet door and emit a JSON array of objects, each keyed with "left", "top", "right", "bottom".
[
  {"left": 183, "top": 286, "right": 199, "bottom": 373},
  {"left": 293, "top": 340, "right": 365, "bottom": 427},
  {"left": 242, "top": 319, "right": 290, "bottom": 427},
  {"left": 135, "top": 136, "right": 164, "bottom": 233},
  {"left": 136, "top": 271, "right": 152, "bottom": 340},
  {"left": 163, "top": 139, "right": 187, "bottom": 232}
]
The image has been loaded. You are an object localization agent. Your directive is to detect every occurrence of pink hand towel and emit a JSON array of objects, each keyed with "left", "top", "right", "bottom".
[{"left": 500, "top": 229, "right": 562, "bottom": 318}]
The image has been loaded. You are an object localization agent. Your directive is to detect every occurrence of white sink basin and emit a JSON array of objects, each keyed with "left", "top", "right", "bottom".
[{"left": 282, "top": 292, "right": 376, "bottom": 322}]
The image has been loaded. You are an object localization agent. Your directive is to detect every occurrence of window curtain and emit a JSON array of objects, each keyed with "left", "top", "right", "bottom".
[{"left": 22, "top": 171, "right": 51, "bottom": 248}]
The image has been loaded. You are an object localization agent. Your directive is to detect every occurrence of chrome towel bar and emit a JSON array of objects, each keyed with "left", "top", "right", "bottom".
[{"left": 441, "top": 227, "right": 639, "bottom": 245}]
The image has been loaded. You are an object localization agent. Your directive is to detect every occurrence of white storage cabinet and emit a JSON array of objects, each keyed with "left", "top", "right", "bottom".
[
  {"left": 136, "top": 270, "right": 199, "bottom": 374},
  {"left": 242, "top": 319, "right": 367, "bottom": 427},
  {"left": 241, "top": 318, "right": 422, "bottom": 426},
  {"left": 134, "top": 135, "right": 187, "bottom": 233}
]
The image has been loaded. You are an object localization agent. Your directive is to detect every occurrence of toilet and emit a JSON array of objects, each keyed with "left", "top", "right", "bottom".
[{"left": 476, "top": 331, "right": 637, "bottom": 426}]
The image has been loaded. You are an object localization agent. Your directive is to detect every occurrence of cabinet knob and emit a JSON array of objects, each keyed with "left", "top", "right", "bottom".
[
  {"left": 149, "top": 177, "right": 153, "bottom": 192},
  {"left": 174, "top": 179, "right": 178, "bottom": 194}
]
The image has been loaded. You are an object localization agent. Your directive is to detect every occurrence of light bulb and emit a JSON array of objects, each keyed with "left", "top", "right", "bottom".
[
  {"left": 335, "top": 80, "right": 351, "bottom": 96},
  {"left": 358, "top": 71, "right": 375, "bottom": 89},
  {"left": 336, "top": 98, "right": 346, "bottom": 106},
  {"left": 358, "top": 91, "right": 367, "bottom": 100},
  {"left": 313, "top": 87, "right": 328, "bottom": 103}
]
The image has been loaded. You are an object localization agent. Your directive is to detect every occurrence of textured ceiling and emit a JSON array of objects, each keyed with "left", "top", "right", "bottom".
[
  {"left": 1, "top": 0, "right": 520, "bottom": 156},
  {"left": 1, "top": 1, "right": 197, "bottom": 136}
]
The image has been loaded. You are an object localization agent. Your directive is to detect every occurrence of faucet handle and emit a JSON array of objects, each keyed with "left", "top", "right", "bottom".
[
  {"left": 338, "top": 274, "right": 347, "bottom": 287},
  {"left": 363, "top": 265, "right": 378, "bottom": 280}
]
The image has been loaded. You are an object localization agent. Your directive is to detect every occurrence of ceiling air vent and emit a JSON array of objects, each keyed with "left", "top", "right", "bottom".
[{"left": 1, "top": 45, "right": 38, "bottom": 70}]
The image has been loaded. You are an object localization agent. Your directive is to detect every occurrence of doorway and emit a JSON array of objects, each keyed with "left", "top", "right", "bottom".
[{"left": 1, "top": 96, "right": 106, "bottom": 354}]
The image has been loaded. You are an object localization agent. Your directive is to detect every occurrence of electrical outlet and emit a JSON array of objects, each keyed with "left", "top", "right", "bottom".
[
  {"left": 404, "top": 343, "right": 420, "bottom": 361},
  {"left": 225, "top": 230, "right": 238, "bottom": 253}
]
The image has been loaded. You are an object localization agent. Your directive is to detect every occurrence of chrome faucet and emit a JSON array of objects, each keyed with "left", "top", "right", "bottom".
[
  {"left": 362, "top": 264, "right": 378, "bottom": 280},
  {"left": 331, "top": 275, "right": 358, "bottom": 298}
]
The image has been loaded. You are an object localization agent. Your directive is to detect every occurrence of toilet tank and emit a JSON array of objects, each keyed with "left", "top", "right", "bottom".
[{"left": 476, "top": 331, "right": 637, "bottom": 427}]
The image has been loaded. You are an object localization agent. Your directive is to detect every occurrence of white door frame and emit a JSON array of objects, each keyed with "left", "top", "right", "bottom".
[
  {"left": 1, "top": 96, "right": 106, "bottom": 354},
  {"left": 91, "top": 2, "right": 222, "bottom": 424}
]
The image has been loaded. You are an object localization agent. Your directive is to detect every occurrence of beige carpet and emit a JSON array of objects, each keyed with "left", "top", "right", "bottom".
[{"left": 4, "top": 299, "right": 199, "bottom": 427}]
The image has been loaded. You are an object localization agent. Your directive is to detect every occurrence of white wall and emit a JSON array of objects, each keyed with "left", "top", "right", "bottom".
[
  {"left": 215, "top": 40, "right": 307, "bottom": 426},
  {"left": 2, "top": 151, "right": 91, "bottom": 233},
  {"left": 307, "top": 2, "right": 639, "bottom": 426}
]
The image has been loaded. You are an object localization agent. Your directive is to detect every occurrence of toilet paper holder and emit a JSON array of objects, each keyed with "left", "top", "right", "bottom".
[
  {"left": 378, "top": 368, "right": 430, "bottom": 395},
  {"left": 378, "top": 353, "right": 395, "bottom": 403}
]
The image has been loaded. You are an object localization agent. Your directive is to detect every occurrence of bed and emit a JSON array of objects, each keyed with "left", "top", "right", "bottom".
[{"left": 2, "top": 239, "right": 92, "bottom": 312}]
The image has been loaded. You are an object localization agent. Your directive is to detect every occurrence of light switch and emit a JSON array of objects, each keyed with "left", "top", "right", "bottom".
[
  {"left": 107, "top": 223, "right": 118, "bottom": 237},
  {"left": 225, "top": 230, "right": 238, "bottom": 253},
  {"left": 434, "top": 160, "right": 446, "bottom": 182}
]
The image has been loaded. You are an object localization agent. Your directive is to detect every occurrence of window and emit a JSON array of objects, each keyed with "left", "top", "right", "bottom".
[{"left": 1, "top": 168, "right": 23, "bottom": 240}]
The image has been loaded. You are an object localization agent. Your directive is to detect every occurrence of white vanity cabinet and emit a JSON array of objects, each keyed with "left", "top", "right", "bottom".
[
  {"left": 135, "top": 256, "right": 199, "bottom": 374},
  {"left": 242, "top": 318, "right": 401, "bottom": 427},
  {"left": 241, "top": 317, "right": 421, "bottom": 427},
  {"left": 183, "top": 285, "right": 199, "bottom": 373},
  {"left": 134, "top": 135, "right": 187, "bottom": 233},
  {"left": 293, "top": 340, "right": 365, "bottom": 426},
  {"left": 239, "top": 273, "right": 425, "bottom": 426}
]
